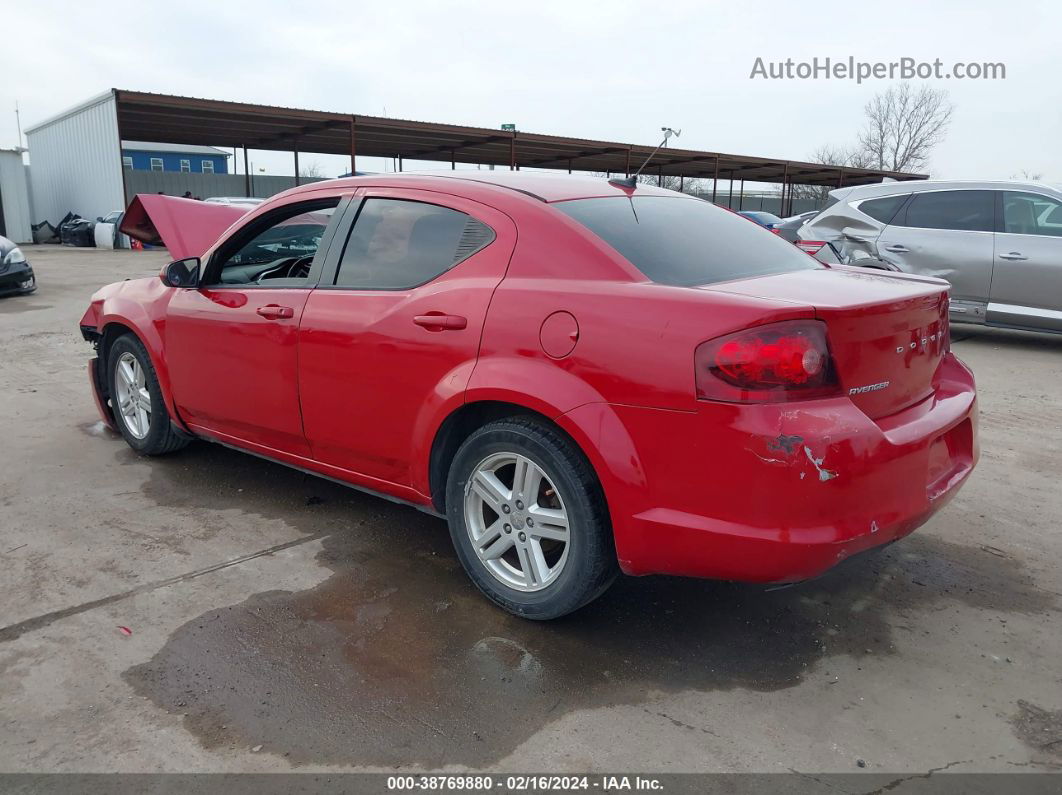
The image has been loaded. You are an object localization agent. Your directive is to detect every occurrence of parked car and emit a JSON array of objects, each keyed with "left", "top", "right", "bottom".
[
  {"left": 0, "top": 235, "right": 36, "bottom": 296},
  {"left": 736, "top": 210, "right": 783, "bottom": 229},
  {"left": 81, "top": 174, "right": 978, "bottom": 619},
  {"left": 773, "top": 210, "right": 820, "bottom": 243},
  {"left": 799, "top": 180, "right": 1062, "bottom": 333}
]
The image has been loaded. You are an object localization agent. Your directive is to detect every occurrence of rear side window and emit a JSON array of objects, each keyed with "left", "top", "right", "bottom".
[
  {"left": 901, "top": 190, "right": 994, "bottom": 232},
  {"left": 858, "top": 194, "right": 908, "bottom": 224},
  {"left": 334, "top": 198, "right": 494, "bottom": 289},
  {"left": 554, "top": 196, "right": 820, "bottom": 287},
  {"left": 1002, "top": 191, "right": 1062, "bottom": 237}
]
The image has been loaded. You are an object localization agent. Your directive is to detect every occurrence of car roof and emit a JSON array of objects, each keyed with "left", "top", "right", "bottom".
[
  {"left": 279, "top": 170, "right": 681, "bottom": 204},
  {"left": 829, "top": 179, "right": 1062, "bottom": 203}
]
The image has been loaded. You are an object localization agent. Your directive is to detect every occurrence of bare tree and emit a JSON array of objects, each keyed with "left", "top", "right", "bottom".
[
  {"left": 792, "top": 83, "right": 953, "bottom": 206},
  {"left": 812, "top": 144, "right": 875, "bottom": 170},
  {"left": 299, "top": 162, "right": 326, "bottom": 179},
  {"left": 1011, "top": 169, "right": 1044, "bottom": 181},
  {"left": 857, "top": 83, "right": 953, "bottom": 173},
  {"left": 634, "top": 173, "right": 698, "bottom": 192},
  {"left": 787, "top": 145, "right": 872, "bottom": 203}
]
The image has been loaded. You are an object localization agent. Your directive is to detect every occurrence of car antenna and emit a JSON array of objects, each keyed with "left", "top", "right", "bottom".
[{"left": 610, "top": 127, "right": 681, "bottom": 189}]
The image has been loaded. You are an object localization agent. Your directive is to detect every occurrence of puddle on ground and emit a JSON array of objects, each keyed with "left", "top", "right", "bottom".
[
  {"left": 120, "top": 442, "right": 1057, "bottom": 767},
  {"left": 0, "top": 302, "right": 52, "bottom": 314}
]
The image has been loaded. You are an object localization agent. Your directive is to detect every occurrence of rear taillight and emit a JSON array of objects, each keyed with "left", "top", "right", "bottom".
[
  {"left": 795, "top": 240, "right": 827, "bottom": 254},
  {"left": 695, "top": 320, "right": 840, "bottom": 403}
]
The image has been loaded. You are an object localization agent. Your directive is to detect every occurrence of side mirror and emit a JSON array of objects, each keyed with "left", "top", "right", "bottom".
[{"left": 160, "top": 257, "right": 201, "bottom": 288}]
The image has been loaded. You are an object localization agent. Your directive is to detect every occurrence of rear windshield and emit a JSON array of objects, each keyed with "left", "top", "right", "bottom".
[{"left": 554, "top": 196, "right": 820, "bottom": 287}]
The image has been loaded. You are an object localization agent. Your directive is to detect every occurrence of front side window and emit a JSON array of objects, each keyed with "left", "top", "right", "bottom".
[
  {"left": 857, "top": 194, "right": 909, "bottom": 225},
  {"left": 554, "top": 196, "right": 819, "bottom": 287},
  {"left": 150, "top": 158, "right": 163, "bottom": 172},
  {"left": 202, "top": 160, "right": 215, "bottom": 174},
  {"left": 333, "top": 198, "right": 494, "bottom": 289},
  {"left": 207, "top": 199, "right": 339, "bottom": 286},
  {"left": 1002, "top": 192, "right": 1062, "bottom": 237},
  {"left": 901, "top": 190, "right": 994, "bottom": 232}
]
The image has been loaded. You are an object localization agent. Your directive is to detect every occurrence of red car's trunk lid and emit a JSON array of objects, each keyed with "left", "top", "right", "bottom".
[{"left": 706, "top": 266, "right": 950, "bottom": 419}]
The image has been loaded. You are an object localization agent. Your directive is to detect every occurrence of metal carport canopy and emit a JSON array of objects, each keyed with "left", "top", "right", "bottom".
[{"left": 112, "top": 89, "right": 927, "bottom": 188}]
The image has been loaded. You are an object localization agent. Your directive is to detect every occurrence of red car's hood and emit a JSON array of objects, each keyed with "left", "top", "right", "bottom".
[{"left": 120, "top": 195, "right": 248, "bottom": 260}]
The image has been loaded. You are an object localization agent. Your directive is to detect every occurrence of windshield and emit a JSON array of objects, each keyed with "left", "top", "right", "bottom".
[{"left": 554, "top": 196, "right": 821, "bottom": 287}]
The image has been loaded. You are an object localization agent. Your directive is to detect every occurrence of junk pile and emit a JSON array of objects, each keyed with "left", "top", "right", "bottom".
[
  {"left": 59, "top": 213, "right": 96, "bottom": 247},
  {"left": 31, "top": 220, "right": 59, "bottom": 244},
  {"left": 32, "top": 210, "right": 126, "bottom": 248}
]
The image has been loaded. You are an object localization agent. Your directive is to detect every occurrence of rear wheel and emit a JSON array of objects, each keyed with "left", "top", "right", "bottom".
[
  {"left": 108, "top": 334, "right": 189, "bottom": 456},
  {"left": 446, "top": 417, "right": 617, "bottom": 619}
]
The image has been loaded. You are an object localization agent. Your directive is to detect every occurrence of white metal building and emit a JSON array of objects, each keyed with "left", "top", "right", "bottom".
[
  {"left": 0, "top": 148, "right": 33, "bottom": 243},
  {"left": 24, "top": 91, "right": 126, "bottom": 228}
]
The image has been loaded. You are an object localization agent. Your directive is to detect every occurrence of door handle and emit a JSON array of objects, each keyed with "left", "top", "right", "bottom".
[
  {"left": 413, "top": 313, "right": 467, "bottom": 331},
  {"left": 256, "top": 304, "right": 295, "bottom": 319},
  {"left": 883, "top": 244, "right": 909, "bottom": 253},
  {"left": 999, "top": 252, "right": 1028, "bottom": 261}
]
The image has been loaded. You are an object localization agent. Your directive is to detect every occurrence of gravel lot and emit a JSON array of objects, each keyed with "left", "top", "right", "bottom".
[{"left": 1, "top": 245, "right": 1060, "bottom": 774}]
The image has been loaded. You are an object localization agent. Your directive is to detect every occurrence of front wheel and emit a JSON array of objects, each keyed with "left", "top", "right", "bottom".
[
  {"left": 108, "top": 334, "right": 189, "bottom": 455},
  {"left": 446, "top": 417, "right": 617, "bottom": 619}
]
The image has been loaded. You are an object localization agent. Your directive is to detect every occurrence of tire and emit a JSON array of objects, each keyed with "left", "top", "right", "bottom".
[
  {"left": 446, "top": 416, "right": 617, "bottom": 619},
  {"left": 108, "top": 334, "right": 189, "bottom": 456}
]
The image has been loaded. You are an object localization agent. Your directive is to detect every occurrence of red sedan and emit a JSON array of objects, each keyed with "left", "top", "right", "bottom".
[{"left": 80, "top": 172, "right": 978, "bottom": 619}]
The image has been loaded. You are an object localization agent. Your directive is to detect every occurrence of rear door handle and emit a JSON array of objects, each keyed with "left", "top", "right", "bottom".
[
  {"left": 413, "top": 313, "right": 467, "bottom": 331},
  {"left": 256, "top": 304, "right": 295, "bottom": 319},
  {"left": 883, "top": 244, "right": 909, "bottom": 253},
  {"left": 999, "top": 252, "right": 1028, "bottom": 261}
]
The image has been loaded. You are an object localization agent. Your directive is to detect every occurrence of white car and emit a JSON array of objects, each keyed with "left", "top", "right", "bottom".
[{"left": 799, "top": 180, "right": 1062, "bottom": 334}]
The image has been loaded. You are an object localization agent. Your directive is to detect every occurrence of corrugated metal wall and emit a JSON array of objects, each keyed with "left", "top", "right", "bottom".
[
  {"left": 0, "top": 150, "right": 33, "bottom": 243},
  {"left": 697, "top": 193, "right": 822, "bottom": 215},
  {"left": 25, "top": 93, "right": 126, "bottom": 226},
  {"left": 123, "top": 171, "right": 326, "bottom": 203}
]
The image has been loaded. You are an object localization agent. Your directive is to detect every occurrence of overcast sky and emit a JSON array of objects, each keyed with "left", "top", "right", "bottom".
[{"left": 2, "top": 0, "right": 1059, "bottom": 182}]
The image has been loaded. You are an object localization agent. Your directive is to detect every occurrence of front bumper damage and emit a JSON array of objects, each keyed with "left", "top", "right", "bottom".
[{"left": 0, "top": 261, "right": 36, "bottom": 295}]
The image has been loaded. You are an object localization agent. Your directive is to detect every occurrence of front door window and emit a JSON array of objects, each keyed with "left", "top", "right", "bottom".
[{"left": 206, "top": 199, "right": 340, "bottom": 287}]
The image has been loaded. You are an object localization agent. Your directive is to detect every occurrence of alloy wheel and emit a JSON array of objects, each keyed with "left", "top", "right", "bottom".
[
  {"left": 114, "top": 352, "right": 151, "bottom": 439},
  {"left": 463, "top": 452, "right": 571, "bottom": 592}
]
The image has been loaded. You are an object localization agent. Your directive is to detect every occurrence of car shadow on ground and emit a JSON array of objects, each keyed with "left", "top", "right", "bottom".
[
  {"left": 120, "top": 440, "right": 1055, "bottom": 768},
  {"left": 951, "top": 324, "right": 1062, "bottom": 352}
]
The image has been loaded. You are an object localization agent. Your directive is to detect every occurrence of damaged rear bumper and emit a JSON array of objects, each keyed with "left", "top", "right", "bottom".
[{"left": 566, "top": 353, "right": 978, "bottom": 583}]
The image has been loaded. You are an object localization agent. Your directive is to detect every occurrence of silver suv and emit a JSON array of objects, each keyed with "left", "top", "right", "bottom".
[{"left": 799, "top": 180, "right": 1062, "bottom": 333}]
